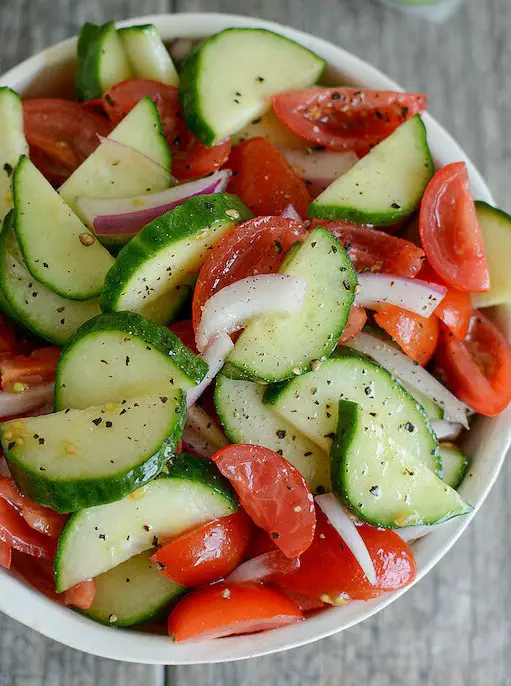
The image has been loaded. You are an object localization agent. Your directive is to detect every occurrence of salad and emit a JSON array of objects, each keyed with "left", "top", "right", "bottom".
[{"left": 0, "top": 20, "right": 510, "bottom": 643}]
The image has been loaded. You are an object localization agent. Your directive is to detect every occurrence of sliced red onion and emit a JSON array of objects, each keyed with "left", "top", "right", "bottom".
[
  {"left": 76, "top": 170, "right": 231, "bottom": 236},
  {"left": 195, "top": 274, "right": 308, "bottom": 353},
  {"left": 0, "top": 382, "right": 54, "bottom": 421},
  {"left": 280, "top": 148, "right": 358, "bottom": 188},
  {"left": 431, "top": 420, "right": 464, "bottom": 441},
  {"left": 316, "top": 493, "right": 377, "bottom": 586},
  {"left": 185, "top": 404, "right": 228, "bottom": 449},
  {"left": 225, "top": 552, "right": 300, "bottom": 584},
  {"left": 346, "top": 332, "right": 470, "bottom": 428},
  {"left": 186, "top": 334, "right": 234, "bottom": 407},
  {"left": 281, "top": 204, "right": 302, "bottom": 221},
  {"left": 356, "top": 274, "right": 446, "bottom": 317}
]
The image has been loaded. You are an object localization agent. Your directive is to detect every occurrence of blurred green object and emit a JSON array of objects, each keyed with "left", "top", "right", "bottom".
[{"left": 375, "top": 0, "right": 465, "bottom": 20}]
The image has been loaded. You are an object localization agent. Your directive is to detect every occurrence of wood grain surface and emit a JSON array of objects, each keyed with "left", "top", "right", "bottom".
[{"left": 0, "top": 0, "right": 510, "bottom": 684}]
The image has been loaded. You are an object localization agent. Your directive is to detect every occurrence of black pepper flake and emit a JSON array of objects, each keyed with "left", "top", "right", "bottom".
[
  {"left": 43, "top": 262, "right": 49, "bottom": 268},
  {"left": 105, "top": 421, "right": 113, "bottom": 428},
  {"left": 152, "top": 535, "right": 159, "bottom": 547},
  {"left": 274, "top": 240, "right": 283, "bottom": 254},
  {"left": 364, "top": 386, "right": 372, "bottom": 396},
  {"left": 143, "top": 524, "right": 151, "bottom": 531},
  {"left": 119, "top": 408, "right": 127, "bottom": 415},
  {"left": 160, "top": 396, "right": 168, "bottom": 404},
  {"left": 104, "top": 94, "right": 115, "bottom": 107},
  {"left": 92, "top": 418, "right": 102, "bottom": 426},
  {"left": 369, "top": 485, "right": 380, "bottom": 496},
  {"left": 155, "top": 561, "right": 166, "bottom": 570},
  {"left": 331, "top": 92, "right": 341, "bottom": 100},
  {"left": 125, "top": 356, "right": 130, "bottom": 366},
  {"left": 276, "top": 449, "right": 283, "bottom": 456},
  {"left": 343, "top": 279, "right": 351, "bottom": 290},
  {"left": 271, "top": 532, "right": 280, "bottom": 539},
  {"left": 304, "top": 451, "right": 312, "bottom": 457},
  {"left": 404, "top": 422, "right": 415, "bottom": 432},
  {"left": 38, "top": 437, "right": 45, "bottom": 445},
  {"left": 256, "top": 76, "right": 265, "bottom": 83},
  {"left": 276, "top": 429, "right": 286, "bottom": 439},
  {"left": 33, "top": 433, "right": 39, "bottom": 439},
  {"left": 98, "top": 533, "right": 106, "bottom": 540},
  {"left": 100, "top": 360, "right": 108, "bottom": 364},
  {"left": 56, "top": 306, "right": 65, "bottom": 313},
  {"left": 39, "top": 466, "right": 46, "bottom": 471},
  {"left": 7, "top": 442, "right": 15, "bottom": 450},
  {"left": 3, "top": 162, "right": 13, "bottom": 177},
  {"left": 391, "top": 202, "right": 401, "bottom": 209}
]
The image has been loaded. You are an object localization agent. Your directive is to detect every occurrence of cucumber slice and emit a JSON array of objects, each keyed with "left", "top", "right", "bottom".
[
  {"left": 308, "top": 116, "right": 434, "bottom": 226},
  {"left": 472, "top": 202, "right": 511, "bottom": 308},
  {"left": 401, "top": 381, "right": 443, "bottom": 421},
  {"left": 264, "top": 347, "right": 440, "bottom": 472},
  {"left": 13, "top": 157, "right": 114, "bottom": 300},
  {"left": 440, "top": 442, "right": 469, "bottom": 490},
  {"left": 224, "top": 227, "right": 357, "bottom": 382},
  {"left": 214, "top": 374, "right": 330, "bottom": 493},
  {"left": 0, "top": 212, "right": 100, "bottom": 345},
  {"left": 231, "top": 109, "right": 308, "bottom": 149},
  {"left": 101, "top": 194, "right": 252, "bottom": 324},
  {"left": 179, "top": 28, "right": 325, "bottom": 146},
  {"left": 55, "top": 453, "right": 236, "bottom": 591},
  {"left": 82, "top": 549, "right": 185, "bottom": 627},
  {"left": 119, "top": 24, "right": 179, "bottom": 86},
  {"left": 2, "top": 391, "right": 185, "bottom": 513},
  {"left": 0, "top": 87, "right": 28, "bottom": 222},
  {"left": 76, "top": 22, "right": 132, "bottom": 101},
  {"left": 331, "top": 400, "right": 472, "bottom": 527},
  {"left": 55, "top": 311, "right": 207, "bottom": 410}
]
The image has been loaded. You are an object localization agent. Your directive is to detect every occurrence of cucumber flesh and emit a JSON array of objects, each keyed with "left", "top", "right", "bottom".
[
  {"left": 472, "top": 202, "right": 511, "bottom": 308},
  {"left": 0, "top": 212, "right": 101, "bottom": 345},
  {"left": 82, "top": 549, "right": 184, "bottom": 627},
  {"left": 264, "top": 347, "right": 439, "bottom": 473},
  {"left": 0, "top": 87, "right": 28, "bottom": 222},
  {"left": 440, "top": 442, "right": 469, "bottom": 489},
  {"left": 225, "top": 227, "right": 357, "bottom": 382},
  {"left": 331, "top": 400, "right": 472, "bottom": 527},
  {"left": 119, "top": 24, "right": 179, "bottom": 86},
  {"left": 401, "top": 381, "right": 443, "bottom": 421},
  {"left": 308, "top": 116, "right": 434, "bottom": 226},
  {"left": 179, "top": 28, "right": 325, "bottom": 146},
  {"left": 55, "top": 311, "right": 207, "bottom": 410},
  {"left": 13, "top": 157, "right": 114, "bottom": 300},
  {"left": 2, "top": 391, "right": 186, "bottom": 513},
  {"left": 55, "top": 453, "right": 236, "bottom": 591},
  {"left": 214, "top": 374, "right": 330, "bottom": 493}
]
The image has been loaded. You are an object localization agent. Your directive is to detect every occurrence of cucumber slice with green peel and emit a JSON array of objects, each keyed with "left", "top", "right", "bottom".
[
  {"left": 0, "top": 87, "right": 28, "bottom": 223},
  {"left": 54, "top": 453, "right": 237, "bottom": 591},
  {"left": 439, "top": 442, "right": 469, "bottom": 490},
  {"left": 76, "top": 22, "right": 132, "bottom": 101},
  {"left": 331, "top": 400, "right": 472, "bottom": 528},
  {"left": 401, "top": 381, "right": 443, "bottom": 421},
  {"left": 224, "top": 227, "right": 357, "bottom": 383},
  {"left": 214, "top": 374, "right": 330, "bottom": 494},
  {"left": 119, "top": 24, "right": 179, "bottom": 86},
  {"left": 231, "top": 109, "right": 309, "bottom": 149},
  {"left": 2, "top": 391, "right": 186, "bottom": 513},
  {"left": 308, "top": 116, "right": 434, "bottom": 226},
  {"left": 82, "top": 549, "right": 185, "bottom": 627},
  {"left": 55, "top": 311, "right": 207, "bottom": 411},
  {"left": 472, "top": 202, "right": 511, "bottom": 308},
  {"left": 0, "top": 212, "right": 101, "bottom": 345},
  {"left": 101, "top": 194, "right": 252, "bottom": 324},
  {"left": 12, "top": 157, "right": 114, "bottom": 300},
  {"left": 179, "top": 28, "right": 325, "bottom": 146},
  {"left": 264, "top": 346, "right": 440, "bottom": 473}
]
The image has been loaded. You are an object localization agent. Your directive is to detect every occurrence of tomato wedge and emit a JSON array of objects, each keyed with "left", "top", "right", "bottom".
[
  {"left": 418, "top": 261, "right": 472, "bottom": 339},
  {"left": 168, "top": 583, "right": 303, "bottom": 641},
  {"left": 273, "top": 88, "right": 427, "bottom": 154},
  {"left": 151, "top": 510, "right": 253, "bottom": 587},
  {"left": 419, "top": 162, "right": 489, "bottom": 292},
  {"left": 212, "top": 445, "right": 316, "bottom": 559},
  {"left": 338, "top": 306, "right": 367, "bottom": 345},
  {"left": 0, "top": 540, "right": 11, "bottom": 569},
  {"left": 171, "top": 137, "right": 232, "bottom": 181},
  {"left": 0, "top": 477, "right": 66, "bottom": 537},
  {"left": 0, "top": 315, "right": 16, "bottom": 356},
  {"left": 0, "top": 347, "right": 60, "bottom": 392},
  {"left": 192, "top": 216, "right": 307, "bottom": 334},
  {"left": 167, "top": 319, "right": 198, "bottom": 354},
  {"left": 227, "top": 138, "right": 311, "bottom": 216},
  {"left": 23, "top": 99, "right": 111, "bottom": 185},
  {"left": 311, "top": 220, "right": 425, "bottom": 277},
  {"left": 374, "top": 305, "right": 440, "bottom": 365},
  {"left": 436, "top": 311, "right": 511, "bottom": 416},
  {"left": 252, "top": 508, "right": 417, "bottom": 603},
  {"left": 0, "top": 499, "right": 56, "bottom": 558}
]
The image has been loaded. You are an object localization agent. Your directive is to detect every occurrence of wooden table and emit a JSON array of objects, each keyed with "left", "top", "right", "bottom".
[{"left": 0, "top": 0, "right": 509, "bottom": 684}]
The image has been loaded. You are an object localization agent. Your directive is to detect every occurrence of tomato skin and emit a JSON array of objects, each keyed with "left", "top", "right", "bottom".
[
  {"left": 168, "top": 582, "right": 303, "bottom": 641},
  {"left": 418, "top": 261, "right": 472, "bottom": 339},
  {"left": 171, "top": 138, "right": 232, "bottom": 180},
  {"left": 374, "top": 304, "right": 439, "bottom": 365},
  {"left": 212, "top": 445, "right": 316, "bottom": 559},
  {"left": 0, "top": 315, "right": 16, "bottom": 355},
  {"left": 0, "top": 477, "right": 66, "bottom": 538},
  {"left": 167, "top": 320, "right": 198, "bottom": 354},
  {"left": 192, "top": 216, "right": 307, "bottom": 334},
  {"left": 0, "top": 347, "right": 60, "bottom": 392},
  {"left": 0, "top": 499, "right": 57, "bottom": 558},
  {"left": 227, "top": 138, "right": 311, "bottom": 217},
  {"left": 151, "top": 510, "right": 253, "bottom": 587},
  {"left": 419, "top": 162, "right": 489, "bottom": 292},
  {"left": 436, "top": 311, "right": 511, "bottom": 416},
  {"left": 273, "top": 88, "right": 427, "bottom": 154},
  {"left": 0, "top": 540, "right": 11, "bottom": 569},
  {"left": 338, "top": 306, "right": 367, "bottom": 345}
]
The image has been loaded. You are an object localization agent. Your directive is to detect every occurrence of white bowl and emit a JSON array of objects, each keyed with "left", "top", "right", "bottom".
[{"left": 1, "top": 11, "right": 509, "bottom": 665}]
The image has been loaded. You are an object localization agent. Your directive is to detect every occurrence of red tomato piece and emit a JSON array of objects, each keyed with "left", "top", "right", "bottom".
[
  {"left": 281, "top": 589, "right": 326, "bottom": 612},
  {"left": 252, "top": 508, "right": 416, "bottom": 603},
  {"left": 311, "top": 220, "right": 425, "bottom": 276},
  {"left": 0, "top": 347, "right": 60, "bottom": 392},
  {"left": 0, "top": 315, "right": 16, "bottom": 355},
  {"left": 0, "top": 540, "right": 11, "bottom": 569},
  {"left": 0, "top": 477, "right": 66, "bottom": 537},
  {"left": 212, "top": 445, "right": 316, "bottom": 559},
  {"left": 23, "top": 99, "right": 111, "bottom": 185},
  {"left": 168, "top": 582, "right": 303, "bottom": 642},
  {"left": 418, "top": 261, "right": 472, "bottom": 339},
  {"left": 81, "top": 98, "right": 107, "bottom": 118},
  {"left": 192, "top": 216, "right": 307, "bottom": 334},
  {"left": 338, "top": 306, "right": 367, "bottom": 345},
  {"left": 171, "top": 137, "right": 232, "bottom": 181},
  {"left": 62, "top": 578, "right": 96, "bottom": 610},
  {"left": 436, "top": 311, "right": 511, "bottom": 416},
  {"left": 273, "top": 88, "right": 427, "bottom": 154},
  {"left": 419, "top": 162, "right": 489, "bottom": 292},
  {"left": 167, "top": 319, "right": 198, "bottom": 354},
  {"left": 374, "top": 304, "right": 440, "bottom": 365},
  {"left": 227, "top": 138, "right": 311, "bottom": 217},
  {"left": 0, "top": 499, "right": 56, "bottom": 558},
  {"left": 151, "top": 510, "right": 253, "bottom": 587}
]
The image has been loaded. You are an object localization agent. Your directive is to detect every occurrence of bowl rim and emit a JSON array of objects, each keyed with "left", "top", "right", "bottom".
[{"left": 0, "top": 11, "right": 508, "bottom": 665}]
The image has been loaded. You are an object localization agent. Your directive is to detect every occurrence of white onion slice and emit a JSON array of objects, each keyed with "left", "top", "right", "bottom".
[
  {"left": 196, "top": 275, "right": 308, "bottom": 353},
  {"left": 185, "top": 404, "right": 228, "bottom": 450},
  {"left": 281, "top": 204, "right": 302, "bottom": 221},
  {"left": 396, "top": 518, "right": 456, "bottom": 543},
  {"left": 347, "top": 332, "right": 470, "bottom": 428},
  {"left": 280, "top": 148, "right": 358, "bottom": 188},
  {"left": 181, "top": 427, "right": 218, "bottom": 458},
  {"left": 168, "top": 38, "right": 197, "bottom": 61},
  {"left": 186, "top": 334, "right": 234, "bottom": 407},
  {"left": 356, "top": 274, "right": 446, "bottom": 317},
  {"left": 225, "top": 552, "right": 300, "bottom": 584},
  {"left": 431, "top": 420, "right": 464, "bottom": 441},
  {"left": 0, "top": 382, "right": 54, "bottom": 420},
  {"left": 316, "top": 493, "right": 377, "bottom": 586}
]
